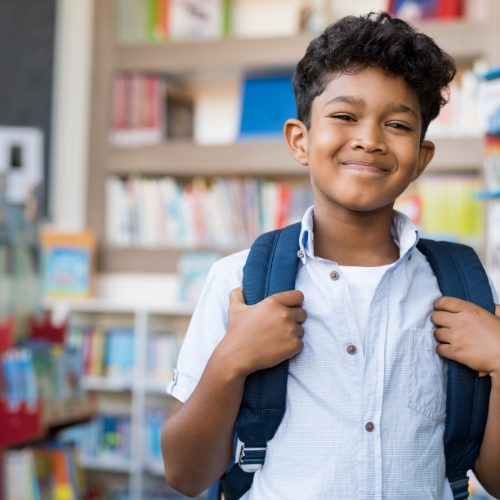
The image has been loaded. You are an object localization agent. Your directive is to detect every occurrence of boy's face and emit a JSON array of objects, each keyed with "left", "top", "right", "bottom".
[{"left": 285, "top": 66, "right": 434, "bottom": 213}]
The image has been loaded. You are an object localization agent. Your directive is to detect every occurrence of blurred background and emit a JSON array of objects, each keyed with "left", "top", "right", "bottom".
[{"left": 1, "top": 0, "right": 500, "bottom": 499}]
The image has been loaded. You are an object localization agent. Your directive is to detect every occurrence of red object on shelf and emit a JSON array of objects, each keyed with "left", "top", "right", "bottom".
[
  {"left": 438, "top": 0, "right": 463, "bottom": 19},
  {"left": 29, "top": 312, "right": 68, "bottom": 344},
  {"left": 0, "top": 316, "right": 14, "bottom": 355},
  {"left": 0, "top": 400, "right": 43, "bottom": 448}
]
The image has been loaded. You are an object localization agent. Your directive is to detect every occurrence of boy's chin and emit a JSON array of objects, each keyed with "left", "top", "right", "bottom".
[{"left": 327, "top": 195, "right": 395, "bottom": 214}]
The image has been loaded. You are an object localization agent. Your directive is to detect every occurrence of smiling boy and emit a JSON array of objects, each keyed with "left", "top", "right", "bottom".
[{"left": 161, "top": 13, "right": 500, "bottom": 500}]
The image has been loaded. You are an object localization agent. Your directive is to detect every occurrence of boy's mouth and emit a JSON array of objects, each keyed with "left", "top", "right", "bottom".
[{"left": 341, "top": 161, "right": 389, "bottom": 174}]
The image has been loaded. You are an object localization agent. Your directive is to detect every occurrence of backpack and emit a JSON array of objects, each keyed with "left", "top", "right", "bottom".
[{"left": 206, "top": 222, "right": 495, "bottom": 500}]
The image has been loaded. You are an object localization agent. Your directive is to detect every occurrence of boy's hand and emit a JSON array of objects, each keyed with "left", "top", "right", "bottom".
[
  {"left": 432, "top": 297, "right": 500, "bottom": 378},
  {"left": 216, "top": 286, "right": 306, "bottom": 378}
]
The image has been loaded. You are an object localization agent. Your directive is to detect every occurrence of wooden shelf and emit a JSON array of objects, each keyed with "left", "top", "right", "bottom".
[
  {"left": 114, "top": 33, "right": 315, "bottom": 74},
  {"left": 106, "top": 137, "right": 482, "bottom": 177},
  {"left": 106, "top": 141, "right": 305, "bottom": 176},
  {"left": 113, "top": 21, "right": 487, "bottom": 76},
  {"left": 42, "top": 298, "right": 195, "bottom": 316},
  {"left": 80, "top": 455, "right": 136, "bottom": 473},
  {"left": 43, "top": 397, "right": 95, "bottom": 428},
  {"left": 429, "top": 137, "right": 483, "bottom": 171},
  {"left": 413, "top": 20, "right": 488, "bottom": 62},
  {"left": 81, "top": 376, "right": 132, "bottom": 392},
  {"left": 99, "top": 246, "right": 241, "bottom": 273}
]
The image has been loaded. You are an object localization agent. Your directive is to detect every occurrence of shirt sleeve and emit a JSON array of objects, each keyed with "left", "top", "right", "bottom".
[{"left": 167, "top": 250, "right": 249, "bottom": 403}]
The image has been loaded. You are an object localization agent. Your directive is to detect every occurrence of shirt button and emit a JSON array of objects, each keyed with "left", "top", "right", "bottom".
[
  {"left": 297, "top": 249, "right": 304, "bottom": 258},
  {"left": 408, "top": 254, "right": 412, "bottom": 261},
  {"left": 330, "top": 271, "right": 339, "bottom": 281},
  {"left": 365, "top": 422, "right": 374, "bottom": 432},
  {"left": 347, "top": 345, "right": 356, "bottom": 355}
]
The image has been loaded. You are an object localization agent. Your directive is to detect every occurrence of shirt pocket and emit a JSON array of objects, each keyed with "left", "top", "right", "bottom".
[{"left": 408, "top": 328, "right": 447, "bottom": 421}]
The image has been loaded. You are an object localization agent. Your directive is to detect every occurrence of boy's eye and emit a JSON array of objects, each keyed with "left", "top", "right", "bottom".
[
  {"left": 331, "top": 114, "right": 355, "bottom": 121},
  {"left": 388, "top": 122, "right": 412, "bottom": 131}
]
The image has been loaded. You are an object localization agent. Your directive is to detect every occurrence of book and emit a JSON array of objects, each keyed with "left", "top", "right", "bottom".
[
  {"left": 40, "top": 231, "right": 96, "bottom": 300},
  {"left": 105, "top": 328, "right": 135, "bottom": 378},
  {"left": 390, "top": 0, "right": 464, "bottom": 20},
  {"left": 165, "top": 87, "right": 194, "bottom": 140},
  {"left": 239, "top": 74, "right": 296, "bottom": 140},
  {"left": 147, "top": 333, "right": 184, "bottom": 384},
  {"left": 144, "top": 409, "right": 169, "bottom": 462},
  {"left": 147, "top": 0, "right": 231, "bottom": 41}
]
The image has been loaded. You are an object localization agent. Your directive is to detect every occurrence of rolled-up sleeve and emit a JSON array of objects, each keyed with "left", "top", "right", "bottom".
[{"left": 167, "top": 250, "right": 249, "bottom": 402}]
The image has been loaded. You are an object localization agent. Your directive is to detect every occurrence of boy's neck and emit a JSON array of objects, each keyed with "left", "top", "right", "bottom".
[{"left": 312, "top": 198, "right": 400, "bottom": 267}]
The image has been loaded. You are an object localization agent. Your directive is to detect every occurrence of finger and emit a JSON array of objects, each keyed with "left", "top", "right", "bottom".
[
  {"left": 295, "top": 324, "right": 304, "bottom": 339},
  {"left": 436, "top": 342, "right": 453, "bottom": 360},
  {"left": 229, "top": 286, "right": 245, "bottom": 305},
  {"left": 290, "top": 307, "right": 307, "bottom": 324},
  {"left": 434, "top": 327, "right": 452, "bottom": 344},
  {"left": 431, "top": 310, "right": 455, "bottom": 328},
  {"left": 434, "top": 296, "right": 469, "bottom": 313},
  {"left": 271, "top": 290, "right": 305, "bottom": 308},
  {"left": 294, "top": 338, "right": 304, "bottom": 355}
]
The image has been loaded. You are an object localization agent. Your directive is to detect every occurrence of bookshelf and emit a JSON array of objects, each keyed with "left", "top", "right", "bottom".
[
  {"left": 87, "top": 0, "right": 500, "bottom": 274},
  {"left": 43, "top": 300, "right": 194, "bottom": 500}
]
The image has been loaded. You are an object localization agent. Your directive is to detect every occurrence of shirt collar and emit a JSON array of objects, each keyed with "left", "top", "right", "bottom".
[{"left": 298, "top": 206, "right": 419, "bottom": 264}]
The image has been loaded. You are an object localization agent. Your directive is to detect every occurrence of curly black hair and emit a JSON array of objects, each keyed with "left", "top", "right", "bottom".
[{"left": 293, "top": 12, "right": 456, "bottom": 140}]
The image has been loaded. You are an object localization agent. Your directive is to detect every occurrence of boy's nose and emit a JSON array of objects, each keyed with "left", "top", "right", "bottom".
[{"left": 350, "top": 126, "right": 387, "bottom": 154}]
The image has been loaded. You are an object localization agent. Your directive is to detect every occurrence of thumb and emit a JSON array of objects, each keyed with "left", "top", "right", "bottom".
[{"left": 229, "top": 286, "right": 246, "bottom": 307}]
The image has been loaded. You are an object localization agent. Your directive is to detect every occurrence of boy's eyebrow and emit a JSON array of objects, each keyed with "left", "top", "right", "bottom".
[
  {"left": 386, "top": 102, "right": 418, "bottom": 119},
  {"left": 325, "top": 95, "right": 366, "bottom": 107}
]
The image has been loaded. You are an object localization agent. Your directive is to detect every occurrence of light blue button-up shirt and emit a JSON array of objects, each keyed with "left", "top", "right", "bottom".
[{"left": 168, "top": 207, "right": 498, "bottom": 500}]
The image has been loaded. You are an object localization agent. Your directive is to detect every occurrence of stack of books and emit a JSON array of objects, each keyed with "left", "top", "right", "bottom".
[
  {"left": 111, "top": 74, "right": 164, "bottom": 146},
  {"left": 395, "top": 174, "right": 484, "bottom": 249},
  {"left": 1, "top": 342, "right": 85, "bottom": 409},
  {"left": 427, "top": 70, "right": 483, "bottom": 139},
  {"left": 3, "top": 445, "right": 82, "bottom": 500},
  {"left": 58, "top": 415, "right": 132, "bottom": 462},
  {"left": 106, "top": 176, "right": 314, "bottom": 249}
]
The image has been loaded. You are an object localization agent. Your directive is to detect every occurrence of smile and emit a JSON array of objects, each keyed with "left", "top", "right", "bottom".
[{"left": 341, "top": 161, "right": 389, "bottom": 174}]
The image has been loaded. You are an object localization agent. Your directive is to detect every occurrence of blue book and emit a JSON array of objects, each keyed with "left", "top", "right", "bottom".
[
  {"left": 239, "top": 74, "right": 296, "bottom": 140},
  {"left": 105, "top": 329, "right": 135, "bottom": 378}
]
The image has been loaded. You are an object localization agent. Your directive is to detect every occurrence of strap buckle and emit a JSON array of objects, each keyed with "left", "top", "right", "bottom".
[
  {"left": 449, "top": 477, "right": 469, "bottom": 500},
  {"left": 238, "top": 446, "right": 267, "bottom": 473}
]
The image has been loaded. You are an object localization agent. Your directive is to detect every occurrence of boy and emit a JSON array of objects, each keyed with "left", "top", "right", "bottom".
[{"left": 161, "top": 12, "right": 500, "bottom": 500}]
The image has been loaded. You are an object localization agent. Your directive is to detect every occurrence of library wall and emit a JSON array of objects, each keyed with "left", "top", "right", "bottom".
[{"left": 0, "top": 0, "right": 57, "bottom": 213}]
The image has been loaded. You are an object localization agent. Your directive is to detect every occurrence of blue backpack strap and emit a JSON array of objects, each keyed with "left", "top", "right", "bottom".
[
  {"left": 215, "top": 222, "right": 302, "bottom": 500},
  {"left": 417, "top": 239, "right": 495, "bottom": 500}
]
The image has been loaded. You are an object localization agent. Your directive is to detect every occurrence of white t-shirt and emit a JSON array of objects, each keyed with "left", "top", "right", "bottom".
[{"left": 339, "top": 263, "right": 394, "bottom": 351}]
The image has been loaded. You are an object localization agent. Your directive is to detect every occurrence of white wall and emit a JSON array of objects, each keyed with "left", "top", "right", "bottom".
[{"left": 50, "top": 0, "right": 94, "bottom": 231}]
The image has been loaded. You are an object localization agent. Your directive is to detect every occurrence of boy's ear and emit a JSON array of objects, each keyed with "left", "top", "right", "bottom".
[
  {"left": 284, "top": 119, "right": 309, "bottom": 166},
  {"left": 413, "top": 140, "right": 435, "bottom": 181}
]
